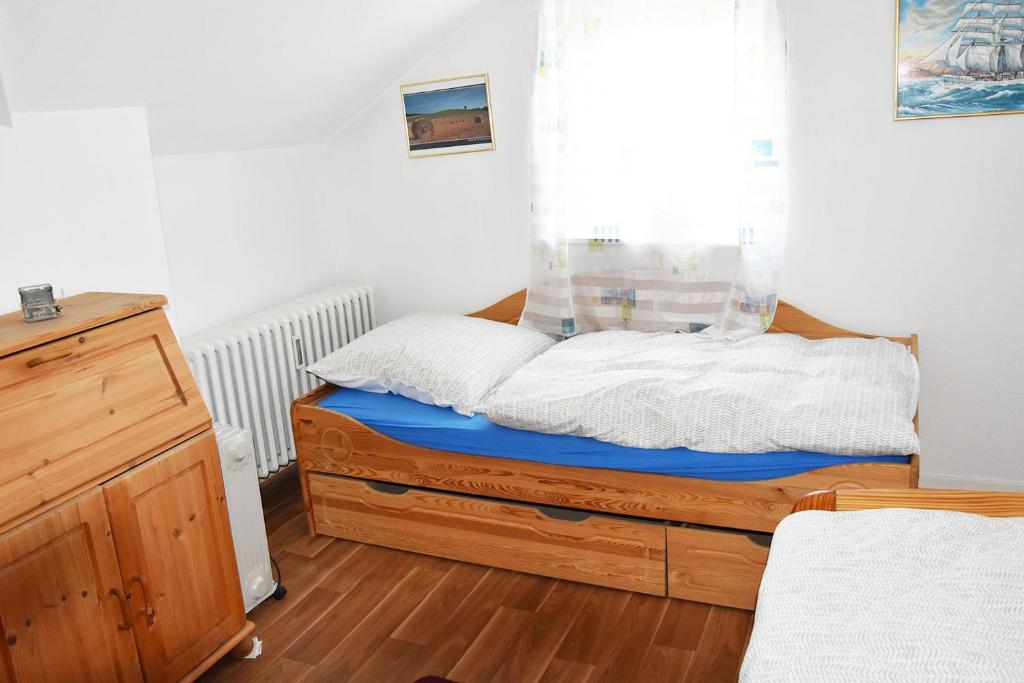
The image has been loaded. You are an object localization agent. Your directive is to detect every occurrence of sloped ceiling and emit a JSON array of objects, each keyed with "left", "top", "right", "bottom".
[{"left": 0, "top": 0, "right": 487, "bottom": 154}]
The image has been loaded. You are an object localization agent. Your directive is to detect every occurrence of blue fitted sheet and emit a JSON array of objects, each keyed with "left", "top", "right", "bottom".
[{"left": 318, "top": 388, "right": 910, "bottom": 482}]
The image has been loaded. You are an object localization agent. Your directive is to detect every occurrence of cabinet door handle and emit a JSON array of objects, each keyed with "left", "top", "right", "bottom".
[
  {"left": 130, "top": 575, "right": 157, "bottom": 626},
  {"left": 109, "top": 587, "right": 133, "bottom": 630}
]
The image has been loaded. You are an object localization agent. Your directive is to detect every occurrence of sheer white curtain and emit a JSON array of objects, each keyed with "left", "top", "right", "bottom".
[{"left": 521, "top": 0, "right": 788, "bottom": 338}]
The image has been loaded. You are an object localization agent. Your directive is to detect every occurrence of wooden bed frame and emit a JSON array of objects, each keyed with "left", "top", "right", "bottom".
[
  {"left": 292, "top": 290, "right": 920, "bottom": 608},
  {"left": 794, "top": 488, "right": 1024, "bottom": 516}
]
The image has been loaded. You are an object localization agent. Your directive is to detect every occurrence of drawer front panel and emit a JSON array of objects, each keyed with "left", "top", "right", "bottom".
[
  {"left": 309, "top": 473, "right": 667, "bottom": 595},
  {"left": 0, "top": 310, "right": 210, "bottom": 530},
  {"left": 667, "top": 525, "right": 770, "bottom": 610}
]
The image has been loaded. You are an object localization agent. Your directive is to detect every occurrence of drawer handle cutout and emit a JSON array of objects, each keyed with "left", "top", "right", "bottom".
[
  {"left": 681, "top": 522, "right": 773, "bottom": 549},
  {"left": 26, "top": 351, "right": 74, "bottom": 368},
  {"left": 746, "top": 533, "right": 773, "bottom": 548},
  {"left": 366, "top": 481, "right": 411, "bottom": 496},
  {"left": 536, "top": 505, "right": 591, "bottom": 523}
]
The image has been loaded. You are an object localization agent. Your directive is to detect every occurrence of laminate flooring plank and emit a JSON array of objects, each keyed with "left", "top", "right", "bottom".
[
  {"left": 283, "top": 547, "right": 422, "bottom": 666},
  {"left": 347, "top": 638, "right": 428, "bottom": 683},
  {"left": 654, "top": 598, "right": 712, "bottom": 652},
  {"left": 447, "top": 606, "right": 533, "bottom": 683},
  {"left": 491, "top": 581, "right": 593, "bottom": 683},
  {"left": 391, "top": 561, "right": 491, "bottom": 646},
  {"left": 684, "top": 606, "right": 754, "bottom": 683},
  {"left": 304, "top": 555, "right": 453, "bottom": 682},
  {"left": 384, "top": 568, "right": 527, "bottom": 682},
  {"left": 245, "top": 541, "right": 359, "bottom": 632},
  {"left": 539, "top": 658, "right": 596, "bottom": 683},
  {"left": 589, "top": 593, "right": 670, "bottom": 683},
  {"left": 637, "top": 644, "right": 695, "bottom": 683},
  {"left": 552, "top": 586, "right": 632, "bottom": 667}
]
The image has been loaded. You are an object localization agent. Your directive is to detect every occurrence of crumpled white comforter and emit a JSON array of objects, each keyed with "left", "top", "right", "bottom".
[
  {"left": 740, "top": 509, "right": 1024, "bottom": 682},
  {"left": 479, "top": 330, "right": 920, "bottom": 456}
]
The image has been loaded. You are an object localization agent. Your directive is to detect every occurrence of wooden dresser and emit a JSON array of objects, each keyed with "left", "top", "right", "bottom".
[{"left": 0, "top": 292, "right": 254, "bottom": 682}]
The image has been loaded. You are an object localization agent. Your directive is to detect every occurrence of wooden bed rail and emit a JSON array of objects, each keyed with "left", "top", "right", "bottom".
[{"left": 793, "top": 488, "right": 1024, "bottom": 517}]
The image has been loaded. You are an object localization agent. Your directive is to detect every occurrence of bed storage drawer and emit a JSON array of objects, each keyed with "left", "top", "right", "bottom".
[
  {"left": 0, "top": 309, "right": 209, "bottom": 530},
  {"left": 667, "top": 525, "right": 771, "bottom": 610},
  {"left": 308, "top": 473, "right": 667, "bottom": 595}
]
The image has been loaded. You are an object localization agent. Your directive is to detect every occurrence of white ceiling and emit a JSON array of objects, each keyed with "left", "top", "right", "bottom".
[{"left": 0, "top": 0, "right": 486, "bottom": 154}]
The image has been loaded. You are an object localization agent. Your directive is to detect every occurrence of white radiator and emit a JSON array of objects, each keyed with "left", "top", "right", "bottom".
[
  {"left": 183, "top": 285, "right": 375, "bottom": 478},
  {"left": 214, "top": 423, "right": 275, "bottom": 613}
]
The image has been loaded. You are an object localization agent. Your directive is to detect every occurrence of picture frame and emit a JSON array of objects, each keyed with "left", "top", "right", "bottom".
[
  {"left": 400, "top": 74, "right": 496, "bottom": 158},
  {"left": 895, "top": 0, "right": 1024, "bottom": 121}
]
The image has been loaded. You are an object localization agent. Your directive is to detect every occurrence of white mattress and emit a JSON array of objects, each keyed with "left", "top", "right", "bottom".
[
  {"left": 481, "top": 330, "right": 920, "bottom": 456},
  {"left": 741, "top": 509, "right": 1024, "bottom": 682}
]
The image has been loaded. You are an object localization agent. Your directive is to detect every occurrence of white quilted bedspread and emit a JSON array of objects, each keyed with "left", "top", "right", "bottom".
[
  {"left": 480, "top": 330, "right": 920, "bottom": 455},
  {"left": 741, "top": 509, "right": 1024, "bottom": 682}
]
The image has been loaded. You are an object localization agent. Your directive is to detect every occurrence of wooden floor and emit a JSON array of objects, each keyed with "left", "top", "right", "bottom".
[{"left": 202, "top": 470, "right": 754, "bottom": 683}]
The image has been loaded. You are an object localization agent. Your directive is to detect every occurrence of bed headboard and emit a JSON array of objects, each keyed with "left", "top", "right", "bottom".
[
  {"left": 467, "top": 290, "right": 530, "bottom": 326},
  {"left": 469, "top": 289, "right": 917, "bottom": 348}
]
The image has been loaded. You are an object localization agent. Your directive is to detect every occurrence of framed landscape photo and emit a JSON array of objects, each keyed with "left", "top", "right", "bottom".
[
  {"left": 896, "top": 0, "right": 1024, "bottom": 120},
  {"left": 401, "top": 74, "right": 495, "bottom": 158}
]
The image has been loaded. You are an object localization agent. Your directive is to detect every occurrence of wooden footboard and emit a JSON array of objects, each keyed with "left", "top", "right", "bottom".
[{"left": 793, "top": 488, "right": 1024, "bottom": 517}]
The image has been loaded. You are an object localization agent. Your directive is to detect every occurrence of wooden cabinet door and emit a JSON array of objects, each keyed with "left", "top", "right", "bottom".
[
  {"left": 104, "top": 431, "right": 245, "bottom": 683},
  {"left": 0, "top": 489, "right": 142, "bottom": 683}
]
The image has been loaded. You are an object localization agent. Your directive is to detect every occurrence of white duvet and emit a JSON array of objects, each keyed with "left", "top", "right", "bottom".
[
  {"left": 741, "top": 509, "right": 1024, "bottom": 682},
  {"left": 480, "top": 330, "right": 920, "bottom": 455}
]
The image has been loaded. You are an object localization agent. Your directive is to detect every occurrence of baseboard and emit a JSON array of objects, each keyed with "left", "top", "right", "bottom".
[{"left": 919, "top": 473, "right": 1024, "bottom": 493}]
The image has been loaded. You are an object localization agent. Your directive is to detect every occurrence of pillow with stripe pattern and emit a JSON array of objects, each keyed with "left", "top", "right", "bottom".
[{"left": 307, "top": 312, "right": 556, "bottom": 416}]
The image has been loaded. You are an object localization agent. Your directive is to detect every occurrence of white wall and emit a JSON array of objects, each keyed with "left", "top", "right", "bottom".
[
  {"left": 153, "top": 145, "right": 338, "bottom": 336},
  {"left": 0, "top": 68, "right": 10, "bottom": 127},
  {"left": 785, "top": 1, "right": 1024, "bottom": 491},
  {"left": 323, "top": 0, "right": 533, "bottom": 323},
  {"left": 0, "top": 109, "right": 337, "bottom": 339},
  {"left": 0, "top": 107, "right": 173, "bottom": 317},
  {"left": 323, "top": 0, "right": 1024, "bottom": 490}
]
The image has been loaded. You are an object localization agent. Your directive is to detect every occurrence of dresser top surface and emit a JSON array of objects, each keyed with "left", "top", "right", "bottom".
[{"left": 0, "top": 291, "right": 167, "bottom": 358}]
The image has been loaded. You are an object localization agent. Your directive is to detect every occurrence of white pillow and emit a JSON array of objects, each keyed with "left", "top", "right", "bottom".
[{"left": 307, "top": 312, "right": 556, "bottom": 415}]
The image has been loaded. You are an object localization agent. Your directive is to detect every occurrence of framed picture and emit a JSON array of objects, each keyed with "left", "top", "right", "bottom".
[
  {"left": 400, "top": 74, "right": 495, "bottom": 158},
  {"left": 895, "top": 0, "right": 1024, "bottom": 120}
]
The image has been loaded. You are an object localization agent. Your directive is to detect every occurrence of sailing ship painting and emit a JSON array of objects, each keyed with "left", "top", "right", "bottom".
[{"left": 896, "top": 0, "right": 1024, "bottom": 119}]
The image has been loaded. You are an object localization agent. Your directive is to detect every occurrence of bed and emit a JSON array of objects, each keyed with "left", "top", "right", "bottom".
[
  {"left": 291, "top": 290, "right": 920, "bottom": 609},
  {"left": 741, "top": 489, "right": 1024, "bottom": 682}
]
